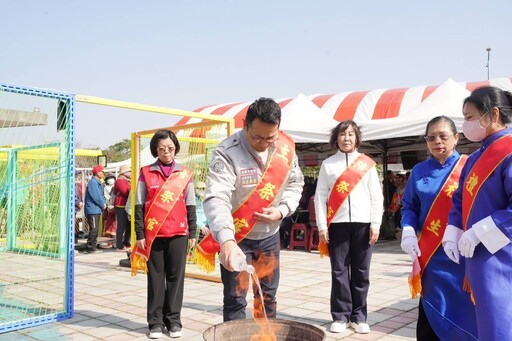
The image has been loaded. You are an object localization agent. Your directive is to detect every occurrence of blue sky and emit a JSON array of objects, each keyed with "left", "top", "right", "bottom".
[{"left": 1, "top": 1, "right": 510, "bottom": 149}]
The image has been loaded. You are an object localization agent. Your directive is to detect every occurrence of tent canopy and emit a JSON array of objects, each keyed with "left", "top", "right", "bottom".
[
  {"left": 175, "top": 93, "right": 339, "bottom": 143},
  {"left": 309, "top": 77, "right": 512, "bottom": 122},
  {"left": 175, "top": 77, "right": 512, "bottom": 154}
]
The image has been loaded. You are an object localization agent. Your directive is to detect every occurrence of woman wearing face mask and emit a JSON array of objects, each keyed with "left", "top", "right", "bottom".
[
  {"left": 102, "top": 173, "right": 117, "bottom": 238},
  {"left": 443, "top": 86, "right": 512, "bottom": 340},
  {"left": 400, "top": 116, "right": 477, "bottom": 340}
]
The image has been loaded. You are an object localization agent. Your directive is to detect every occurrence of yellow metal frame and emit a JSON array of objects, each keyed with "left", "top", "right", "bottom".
[
  {"left": 76, "top": 95, "right": 234, "bottom": 133},
  {"left": 130, "top": 122, "right": 231, "bottom": 283},
  {"left": 77, "top": 94, "right": 233, "bottom": 283},
  {"left": 0, "top": 146, "right": 103, "bottom": 161}
]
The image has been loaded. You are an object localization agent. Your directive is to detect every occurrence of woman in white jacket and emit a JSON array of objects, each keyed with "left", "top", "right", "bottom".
[{"left": 315, "top": 120, "right": 383, "bottom": 335}]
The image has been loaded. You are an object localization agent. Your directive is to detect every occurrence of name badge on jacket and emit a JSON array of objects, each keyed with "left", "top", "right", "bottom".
[{"left": 240, "top": 168, "right": 258, "bottom": 186}]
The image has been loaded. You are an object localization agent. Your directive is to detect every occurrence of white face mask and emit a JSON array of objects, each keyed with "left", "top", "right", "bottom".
[
  {"left": 106, "top": 178, "right": 115, "bottom": 186},
  {"left": 462, "top": 113, "right": 490, "bottom": 142}
]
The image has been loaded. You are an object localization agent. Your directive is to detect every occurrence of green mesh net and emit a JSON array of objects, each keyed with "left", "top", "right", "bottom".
[{"left": 0, "top": 84, "right": 73, "bottom": 332}]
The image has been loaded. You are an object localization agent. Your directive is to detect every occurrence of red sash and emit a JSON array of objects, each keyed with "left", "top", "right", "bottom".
[
  {"left": 319, "top": 154, "right": 376, "bottom": 257},
  {"left": 461, "top": 134, "right": 512, "bottom": 303},
  {"left": 194, "top": 132, "right": 295, "bottom": 273},
  {"left": 389, "top": 191, "right": 403, "bottom": 214},
  {"left": 131, "top": 167, "right": 192, "bottom": 276},
  {"left": 408, "top": 155, "right": 467, "bottom": 298},
  {"left": 462, "top": 135, "right": 512, "bottom": 230}
]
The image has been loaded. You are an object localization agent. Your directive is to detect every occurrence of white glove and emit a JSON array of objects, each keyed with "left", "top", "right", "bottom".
[
  {"left": 442, "top": 224, "right": 462, "bottom": 264},
  {"left": 443, "top": 241, "right": 460, "bottom": 264},
  {"left": 400, "top": 226, "right": 421, "bottom": 259},
  {"left": 458, "top": 229, "right": 481, "bottom": 258}
]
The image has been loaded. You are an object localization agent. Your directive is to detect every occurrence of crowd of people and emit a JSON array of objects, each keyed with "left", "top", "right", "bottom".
[
  {"left": 73, "top": 86, "right": 512, "bottom": 340},
  {"left": 75, "top": 164, "right": 133, "bottom": 253},
  {"left": 75, "top": 162, "right": 203, "bottom": 256}
]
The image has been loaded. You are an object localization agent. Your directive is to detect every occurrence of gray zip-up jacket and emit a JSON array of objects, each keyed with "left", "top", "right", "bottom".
[{"left": 203, "top": 130, "right": 304, "bottom": 245}]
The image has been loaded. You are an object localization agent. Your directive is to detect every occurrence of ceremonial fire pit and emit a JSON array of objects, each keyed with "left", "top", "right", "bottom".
[{"left": 203, "top": 318, "right": 325, "bottom": 341}]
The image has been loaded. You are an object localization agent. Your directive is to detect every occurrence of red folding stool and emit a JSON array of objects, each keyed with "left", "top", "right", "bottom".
[
  {"left": 308, "top": 226, "right": 319, "bottom": 252},
  {"left": 288, "top": 223, "right": 309, "bottom": 250}
]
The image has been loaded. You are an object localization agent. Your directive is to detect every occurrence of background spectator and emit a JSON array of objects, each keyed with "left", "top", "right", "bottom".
[
  {"left": 84, "top": 165, "right": 106, "bottom": 253},
  {"left": 114, "top": 164, "right": 131, "bottom": 251},
  {"left": 103, "top": 172, "right": 117, "bottom": 238}
]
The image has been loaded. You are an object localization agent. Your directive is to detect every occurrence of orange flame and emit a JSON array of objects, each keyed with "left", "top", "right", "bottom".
[
  {"left": 252, "top": 253, "right": 278, "bottom": 318},
  {"left": 250, "top": 319, "right": 278, "bottom": 341},
  {"left": 234, "top": 252, "right": 280, "bottom": 340},
  {"left": 235, "top": 271, "right": 250, "bottom": 296}
]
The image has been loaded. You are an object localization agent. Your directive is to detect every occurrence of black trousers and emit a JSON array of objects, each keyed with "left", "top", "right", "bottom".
[
  {"left": 85, "top": 214, "right": 101, "bottom": 250},
  {"left": 115, "top": 207, "right": 131, "bottom": 248},
  {"left": 279, "top": 216, "right": 293, "bottom": 248},
  {"left": 146, "top": 235, "right": 188, "bottom": 330},
  {"left": 221, "top": 232, "right": 280, "bottom": 322},
  {"left": 417, "top": 299, "right": 440, "bottom": 341},
  {"left": 328, "top": 222, "right": 373, "bottom": 323}
]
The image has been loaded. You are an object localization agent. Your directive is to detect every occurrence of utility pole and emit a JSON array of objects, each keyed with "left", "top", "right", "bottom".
[{"left": 486, "top": 47, "right": 491, "bottom": 80}]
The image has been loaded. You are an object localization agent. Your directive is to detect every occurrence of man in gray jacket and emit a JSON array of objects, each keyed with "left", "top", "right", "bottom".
[{"left": 202, "top": 97, "right": 304, "bottom": 321}]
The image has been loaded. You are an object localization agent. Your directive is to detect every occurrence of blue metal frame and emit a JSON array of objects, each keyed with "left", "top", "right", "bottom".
[{"left": 0, "top": 83, "right": 75, "bottom": 333}]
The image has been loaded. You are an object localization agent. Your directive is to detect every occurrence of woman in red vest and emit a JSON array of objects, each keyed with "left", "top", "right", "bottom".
[
  {"left": 131, "top": 130, "right": 197, "bottom": 339},
  {"left": 314, "top": 120, "right": 383, "bottom": 335}
]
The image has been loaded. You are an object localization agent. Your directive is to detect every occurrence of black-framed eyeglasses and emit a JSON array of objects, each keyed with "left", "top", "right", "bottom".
[
  {"left": 424, "top": 134, "right": 454, "bottom": 142},
  {"left": 248, "top": 133, "right": 279, "bottom": 144}
]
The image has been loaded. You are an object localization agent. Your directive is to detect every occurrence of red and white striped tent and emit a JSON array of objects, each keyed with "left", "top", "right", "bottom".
[
  {"left": 308, "top": 77, "right": 512, "bottom": 122},
  {"left": 176, "top": 77, "right": 512, "bottom": 152},
  {"left": 176, "top": 93, "right": 339, "bottom": 143},
  {"left": 351, "top": 77, "right": 512, "bottom": 152}
]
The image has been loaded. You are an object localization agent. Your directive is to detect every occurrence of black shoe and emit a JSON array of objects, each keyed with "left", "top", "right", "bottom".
[
  {"left": 149, "top": 326, "right": 163, "bottom": 339},
  {"left": 84, "top": 247, "right": 96, "bottom": 254},
  {"left": 169, "top": 324, "right": 182, "bottom": 338}
]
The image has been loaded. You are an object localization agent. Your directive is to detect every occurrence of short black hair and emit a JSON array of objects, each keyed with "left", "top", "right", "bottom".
[
  {"left": 150, "top": 129, "right": 180, "bottom": 158},
  {"left": 244, "top": 97, "right": 281, "bottom": 128},
  {"left": 329, "top": 120, "right": 362, "bottom": 149}
]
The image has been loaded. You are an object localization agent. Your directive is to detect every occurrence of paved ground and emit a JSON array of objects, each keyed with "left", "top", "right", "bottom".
[{"left": 2, "top": 237, "right": 418, "bottom": 341}]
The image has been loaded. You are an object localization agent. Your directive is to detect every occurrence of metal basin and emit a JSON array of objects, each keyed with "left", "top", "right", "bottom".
[{"left": 203, "top": 318, "right": 325, "bottom": 341}]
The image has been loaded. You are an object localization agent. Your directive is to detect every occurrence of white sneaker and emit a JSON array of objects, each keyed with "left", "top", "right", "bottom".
[
  {"left": 149, "top": 326, "right": 163, "bottom": 339},
  {"left": 329, "top": 321, "right": 347, "bottom": 333},
  {"left": 169, "top": 325, "right": 182, "bottom": 338},
  {"left": 351, "top": 321, "right": 370, "bottom": 334}
]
